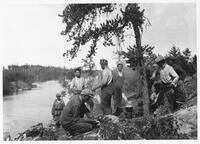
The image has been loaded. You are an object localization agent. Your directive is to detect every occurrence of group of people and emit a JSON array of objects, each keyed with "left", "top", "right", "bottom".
[
  {"left": 51, "top": 59, "right": 125, "bottom": 136},
  {"left": 51, "top": 55, "right": 187, "bottom": 136}
]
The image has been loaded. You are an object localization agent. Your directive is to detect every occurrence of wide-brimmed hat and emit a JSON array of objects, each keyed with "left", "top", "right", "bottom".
[
  {"left": 56, "top": 93, "right": 61, "bottom": 97},
  {"left": 155, "top": 55, "right": 165, "bottom": 63},
  {"left": 81, "top": 89, "right": 94, "bottom": 98}
]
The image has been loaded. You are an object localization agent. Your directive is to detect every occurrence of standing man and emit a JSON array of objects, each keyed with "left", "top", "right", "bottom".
[
  {"left": 51, "top": 93, "right": 65, "bottom": 128},
  {"left": 155, "top": 55, "right": 179, "bottom": 113},
  {"left": 70, "top": 68, "right": 94, "bottom": 110},
  {"left": 60, "top": 89, "right": 99, "bottom": 136},
  {"left": 112, "top": 61, "right": 125, "bottom": 116},
  {"left": 92, "top": 59, "right": 114, "bottom": 115}
]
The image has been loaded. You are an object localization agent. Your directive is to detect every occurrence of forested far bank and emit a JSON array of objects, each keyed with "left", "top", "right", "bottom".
[
  {"left": 3, "top": 64, "right": 101, "bottom": 96},
  {"left": 3, "top": 65, "right": 66, "bottom": 95}
]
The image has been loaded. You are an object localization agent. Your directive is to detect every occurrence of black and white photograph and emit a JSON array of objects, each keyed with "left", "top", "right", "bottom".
[{"left": 1, "top": 0, "right": 198, "bottom": 141}]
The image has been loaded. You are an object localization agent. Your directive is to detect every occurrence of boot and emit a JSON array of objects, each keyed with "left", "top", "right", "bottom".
[{"left": 113, "top": 107, "right": 123, "bottom": 116}]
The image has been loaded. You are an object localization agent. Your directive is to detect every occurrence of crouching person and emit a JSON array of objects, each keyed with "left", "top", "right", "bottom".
[
  {"left": 60, "top": 89, "right": 100, "bottom": 136},
  {"left": 51, "top": 93, "right": 65, "bottom": 128}
]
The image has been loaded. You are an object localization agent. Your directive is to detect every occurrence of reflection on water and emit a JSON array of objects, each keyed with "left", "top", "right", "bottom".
[{"left": 3, "top": 81, "right": 63, "bottom": 138}]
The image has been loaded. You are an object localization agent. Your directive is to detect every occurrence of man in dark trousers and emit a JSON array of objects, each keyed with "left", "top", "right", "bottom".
[
  {"left": 92, "top": 59, "right": 114, "bottom": 115},
  {"left": 154, "top": 55, "right": 179, "bottom": 113},
  {"left": 112, "top": 61, "right": 125, "bottom": 116},
  {"left": 60, "top": 89, "right": 99, "bottom": 136}
]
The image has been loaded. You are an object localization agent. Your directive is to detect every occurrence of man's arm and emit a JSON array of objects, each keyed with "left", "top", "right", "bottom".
[
  {"left": 71, "top": 104, "right": 81, "bottom": 122},
  {"left": 92, "top": 70, "right": 109, "bottom": 91},
  {"left": 169, "top": 66, "right": 179, "bottom": 86},
  {"left": 150, "top": 69, "right": 158, "bottom": 80},
  {"left": 83, "top": 78, "right": 86, "bottom": 89},
  {"left": 122, "top": 71, "right": 125, "bottom": 86},
  {"left": 61, "top": 100, "right": 65, "bottom": 108},
  {"left": 85, "top": 112, "right": 94, "bottom": 119},
  {"left": 70, "top": 78, "right": 75, "bottom": 89}
]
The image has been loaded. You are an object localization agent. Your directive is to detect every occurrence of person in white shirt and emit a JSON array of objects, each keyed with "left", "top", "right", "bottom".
[
  {"left": 155, "top": 55, "right": 179, "bottom": 113},
  {"left": 70, "top": 68, "right": 94, "bottom": 110},
  {"left": 112, "top": 61, "right": 125, "bottom": 116},
  {"left": 70, "top": 68, "right": 86, "bottom": 95},
  {"left": 92, "top": 59, "right": 114, "bottom": 115}
]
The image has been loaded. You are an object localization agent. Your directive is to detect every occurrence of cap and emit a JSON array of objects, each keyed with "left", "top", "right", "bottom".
[
  {"left": 116, "top": 61, "right": 123, "bottom": 66},
  {"left": 56, "top": 93, "right": 61, "bottom": 97},
  {"left": 81, "top": 89, "right": 94, "bottom": 98},
  {"left": 100, "top": 59, "right": 108, "bottom": 64},
  {"left": 61, "top": 90, "right": 66, "bottom": 95},
  {"left": 152, "top": 63, "right": 158, "bottom": 67},
  {"left": 155, "top": 55, "right": 165, "bottom": 63},
  {"left": 74, "top": 67, "right": 81, "bottom": 72}
]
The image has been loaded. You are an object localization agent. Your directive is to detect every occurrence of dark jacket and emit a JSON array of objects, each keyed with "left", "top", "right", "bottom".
[{"left": 60, "top": 95, "right": 89, "bottom": 125}]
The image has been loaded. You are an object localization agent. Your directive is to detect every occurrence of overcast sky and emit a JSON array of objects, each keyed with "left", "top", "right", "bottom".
[{"left": 0, "top": 3, "right": 196, "bottom": 69}]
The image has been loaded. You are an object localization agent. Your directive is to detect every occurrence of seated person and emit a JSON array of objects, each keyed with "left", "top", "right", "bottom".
[{"left": 60, "top": 89, "right": 99, "bottom": 136}]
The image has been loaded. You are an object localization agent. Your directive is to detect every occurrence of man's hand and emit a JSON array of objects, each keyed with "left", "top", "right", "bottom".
[
  {"left": 171, "top": 82, "right": 177, "bottom": 87},
  {"left": 92, "top": 120, "right": 100, "bottom": 128},
  {"left": 95, "top": 120, "right": 100, "bottom": 126}
]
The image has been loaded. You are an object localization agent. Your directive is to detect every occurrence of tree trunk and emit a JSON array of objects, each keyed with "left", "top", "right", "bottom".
[{"left": 133, "top": 25, "right": 150, "bottom": 117}]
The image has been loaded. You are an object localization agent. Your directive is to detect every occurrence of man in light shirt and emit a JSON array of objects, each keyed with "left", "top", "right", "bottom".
[
  {"left": 70, "top": 68, "right": 94, "bottom": 110},
  {"left": 155, "top": 55, "right": 179, "bottom": 113},
  {"left": 70, "top": 68, "right": 86, "bottom": 95},
  {"left": 92, "top": 59, "right": 114, "bottom": 115}
]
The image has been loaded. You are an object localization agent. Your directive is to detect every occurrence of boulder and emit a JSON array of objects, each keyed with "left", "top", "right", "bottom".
[{"left": 143, "top": 106, "right": 197, "bottom": 139}]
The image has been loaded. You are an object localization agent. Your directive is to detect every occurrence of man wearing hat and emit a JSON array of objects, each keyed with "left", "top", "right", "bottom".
[
  {"left": 60, "top": 89, "right": 99, "bottom": 136},
  {"left": 92, "top": 59, "right": 114, "bottom": 115},
  {"left": 51, "top": 93, "right": 65, "bottom": 128},
  {"left": 112, "top": 61, "right": 125, "bottom": 116},
  {"left": 154, "top": 55, "right": 179, "bottom": 113}
]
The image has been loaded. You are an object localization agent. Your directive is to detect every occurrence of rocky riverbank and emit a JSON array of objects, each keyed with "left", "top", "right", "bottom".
[
  {"left": 3, "top": 74, "right": 197, "bottom": 140},
  {"left": 3, "top": 104, "right": 197, "bottom": 141}
]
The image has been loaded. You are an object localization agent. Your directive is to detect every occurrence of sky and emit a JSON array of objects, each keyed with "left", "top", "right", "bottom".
[{"left": 0, "top": 2, "right": 197, "bottom": 69}]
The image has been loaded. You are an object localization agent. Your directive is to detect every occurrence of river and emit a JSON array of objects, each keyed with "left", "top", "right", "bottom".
[{"left": 3, "top": 80, "right": 64, "bottom": 138}]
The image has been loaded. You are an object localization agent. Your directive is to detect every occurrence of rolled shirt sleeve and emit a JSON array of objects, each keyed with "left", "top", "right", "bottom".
[
  {"left": 70, "top": 79, "right": 75, "bottom": 89},
  {"left": 169, "top": 66, "right": 179, "bottom": 84},
  {"left": 101, "top": 70, "right": 109, "bottom": 86}
]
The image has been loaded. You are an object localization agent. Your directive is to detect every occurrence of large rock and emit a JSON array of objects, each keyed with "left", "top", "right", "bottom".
[
  {"left": 143, "top": 106, "right": 197, "bottom": 139},
  {"left": 173, "top": 105, "right": 197, "bottom": 136}
]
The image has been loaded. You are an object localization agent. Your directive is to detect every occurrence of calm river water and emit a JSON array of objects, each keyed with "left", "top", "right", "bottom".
[{"left": 3, "top": 81, "right": 64, "bottom": 138}]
